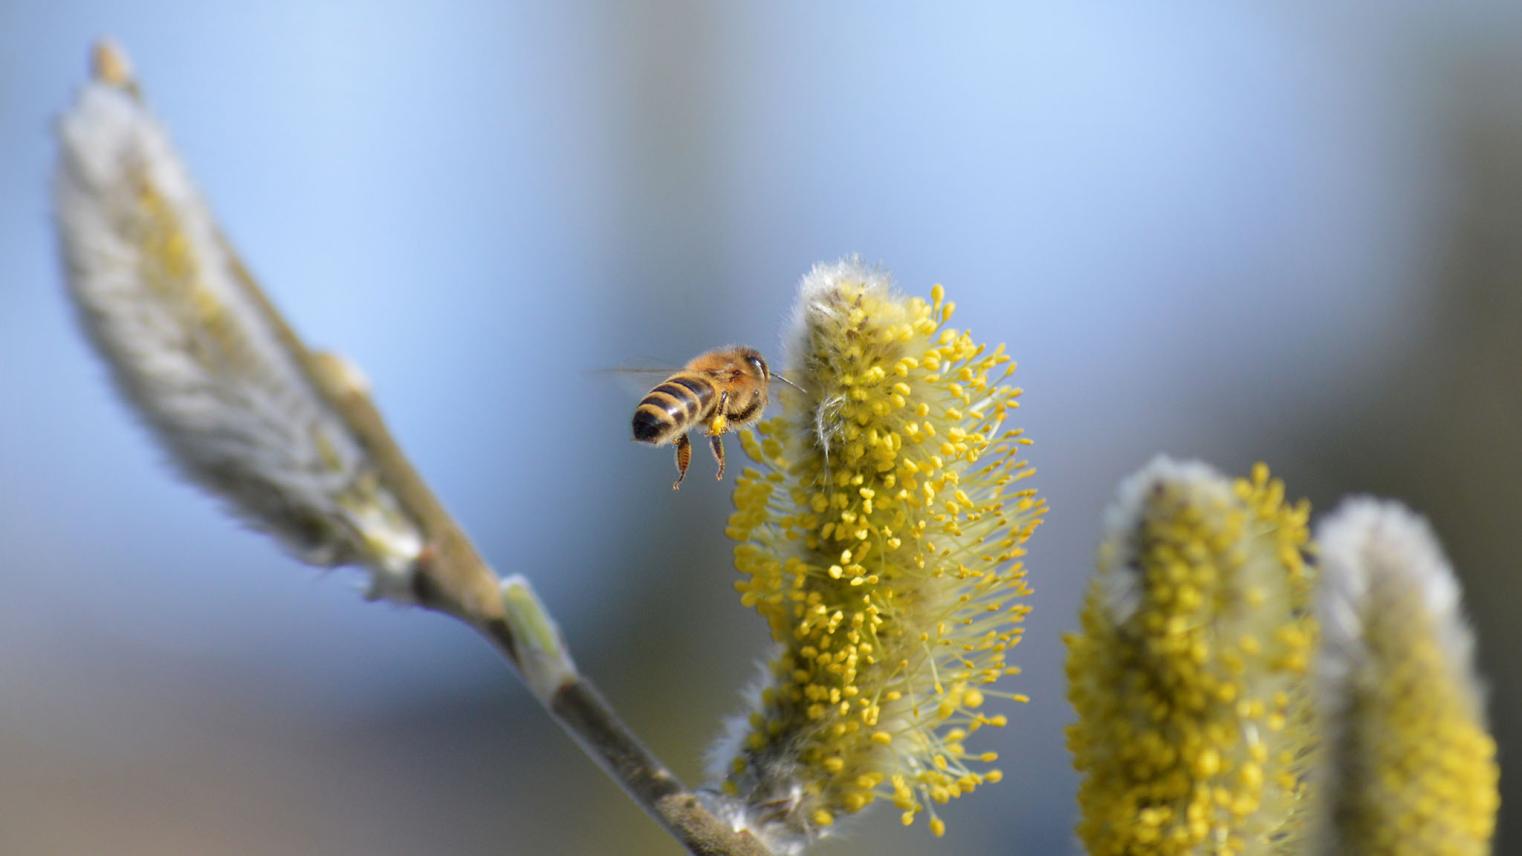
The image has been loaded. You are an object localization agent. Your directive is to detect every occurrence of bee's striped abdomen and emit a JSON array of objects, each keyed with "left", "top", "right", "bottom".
[{"left": 632, "top": 372, "right": 716, "bottom": 444}]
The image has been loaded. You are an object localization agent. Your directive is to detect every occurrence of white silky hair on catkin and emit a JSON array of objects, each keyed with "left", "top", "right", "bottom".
[
  {"left": 55, "top": 75, "right": 423, "bottom": 599},
  {"left": 1311, "top": 497, "right": 1492, "bottom": 854},
  {"left": 703, "top": 659, "right": 771, "bottom": 787},
  {"left": 701, "top": 653, "right": 815, "bottom": 856},
  {"left": 1097, "top": 455, "right": 1232, "bottom": 624},
  {"left": 784, "top": 256, "right": 894, "bottom": 458},
  {"left": 1314, "top": 496, "right": 1487, "bottom": 726}
]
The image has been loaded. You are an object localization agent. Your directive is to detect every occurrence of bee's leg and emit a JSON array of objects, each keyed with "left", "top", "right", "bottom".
[
  {"left": 709, "top": 433, "right": 726, "bottom": 481},
  {"left": 672, "top": 433, "right": 692, "bottom": 491},
  {"left": 708, "top": 391, "right": 730, "bottom": 436}
]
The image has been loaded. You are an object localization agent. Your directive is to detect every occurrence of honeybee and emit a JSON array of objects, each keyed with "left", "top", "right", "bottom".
[{"left": 631, "top": 345, "right": 799, "bottom": 490}]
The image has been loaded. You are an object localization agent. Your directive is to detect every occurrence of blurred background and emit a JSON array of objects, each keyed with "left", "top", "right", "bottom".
[{"left": 2, "top": 2, "right": 1518, "bottom": 853}]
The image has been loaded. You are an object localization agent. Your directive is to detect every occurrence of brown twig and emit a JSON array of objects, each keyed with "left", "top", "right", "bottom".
[{"left": 314, "top": 367, "right": 766, "bottom": 856}]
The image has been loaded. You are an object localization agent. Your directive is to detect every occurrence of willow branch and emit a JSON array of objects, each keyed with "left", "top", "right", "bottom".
[
  {"left": 310, "top": 361, "right": 765, "bottom": 856},
  {"left": 66, "top": 40, "right": 767, "bottom": 856}
]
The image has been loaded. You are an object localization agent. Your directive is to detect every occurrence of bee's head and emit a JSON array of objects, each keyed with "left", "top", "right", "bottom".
[{"left": 739, "top": 347, "right": 769, "bottom": 382}]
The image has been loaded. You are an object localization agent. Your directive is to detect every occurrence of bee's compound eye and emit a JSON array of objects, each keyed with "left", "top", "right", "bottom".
[{"left": 749, "top": 356, "right": 768, "bottom": 379}]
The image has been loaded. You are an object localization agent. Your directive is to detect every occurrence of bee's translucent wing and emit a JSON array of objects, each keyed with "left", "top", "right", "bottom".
[
  {"left": 590, "top": 364, "right": 809, "bottom": 397},
  {"left": 589, "top": 367, "right": 682, "bottom": 396}
]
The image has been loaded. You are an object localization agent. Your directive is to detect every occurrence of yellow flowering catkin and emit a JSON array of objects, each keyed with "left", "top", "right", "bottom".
[
  {"left": 1066, "top": 458, "right": 1315, "bottom": 856},
  {"left": 1312, "top": 499, "right": 1500, "bottom": 856},
  {"left": 707, "top": 258, "right": 1044, "bottom": 852}
]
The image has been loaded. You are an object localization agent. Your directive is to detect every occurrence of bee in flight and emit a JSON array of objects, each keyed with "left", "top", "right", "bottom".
[{"left": 631, "top": 345, "right": 799, "bottom": 490}]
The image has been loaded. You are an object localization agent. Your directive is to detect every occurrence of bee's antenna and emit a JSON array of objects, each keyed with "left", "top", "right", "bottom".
[{"left": 774, "top": 372, "right": 808, "bottom": 395}]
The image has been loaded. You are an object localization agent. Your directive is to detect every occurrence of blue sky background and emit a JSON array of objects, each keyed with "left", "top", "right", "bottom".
[{"left": 3, "top": 3, "right": 1520, "bottom": 853}]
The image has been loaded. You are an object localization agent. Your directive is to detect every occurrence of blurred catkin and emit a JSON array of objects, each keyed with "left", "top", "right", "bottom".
[
  {"left": 53, "top": 43, "right": 777, "bottom": 856},
  {"left": 1066, "top": 458, "right": 1316, "bottom": 855},
  {"left": 708, "top": 258, "right": 1045, "bottom": 852},
  {"left": 53, "top": 42, "right": 424, "bottom": 600},
  {"left": 1312, "top": 499, "right": 1500, "bottom": 855}
]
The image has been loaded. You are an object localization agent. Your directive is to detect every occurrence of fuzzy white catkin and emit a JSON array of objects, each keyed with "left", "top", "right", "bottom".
[
  {"left": 1312, "top": 498, "right": 1499, "bottom": 855},
  {"left": 1315, "top": 499, "right": 1483, "bottom": 721},
  {"left": 54, "top": 49, "right": 424, "bottom": 601}
]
